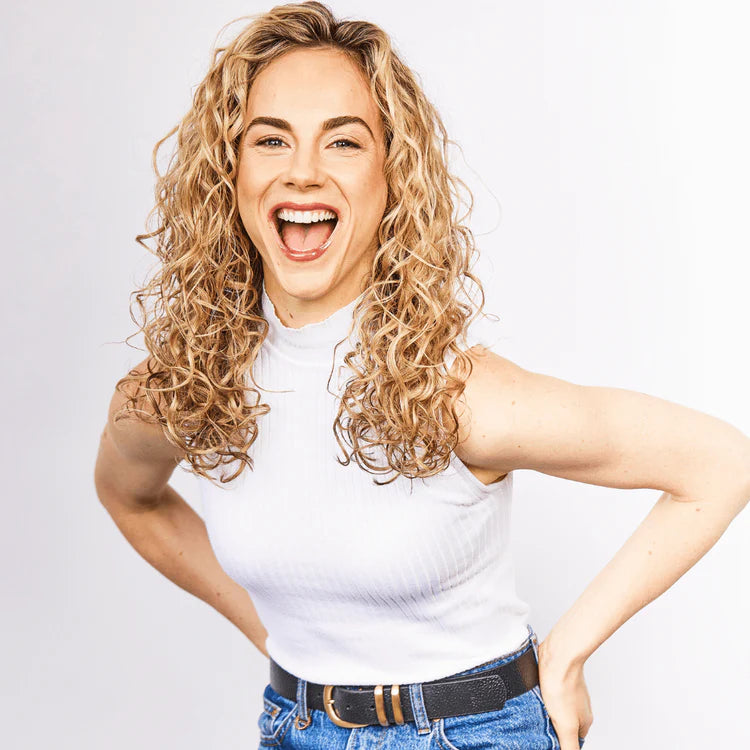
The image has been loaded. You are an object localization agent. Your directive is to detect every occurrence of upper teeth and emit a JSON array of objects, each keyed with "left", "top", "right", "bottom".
[{"left": 276, "top": 208, "right": 337, "bottom": 223}]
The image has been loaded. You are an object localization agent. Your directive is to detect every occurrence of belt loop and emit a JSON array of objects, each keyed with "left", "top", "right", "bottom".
[
  {"left": 408, "top": 683, "right": 431, "bottom": 735},
  {"left": 294, "top": 677, "right": 312, "bottom": 730}
]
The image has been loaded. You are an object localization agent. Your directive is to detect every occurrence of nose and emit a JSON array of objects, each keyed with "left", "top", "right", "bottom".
[{"left": 282, "top": 141, "right": 325, "bottom": 190}]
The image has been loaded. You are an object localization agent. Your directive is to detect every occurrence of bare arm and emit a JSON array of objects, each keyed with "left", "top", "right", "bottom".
[
  {"left": 94, "top": 358, "right": 269, "bottom": 657},
  {"left": 455, "top": 349, "right": 750, "bottom": 659},
  {"left": 453, "top": 348, "right": 750, "bottom": 747}
]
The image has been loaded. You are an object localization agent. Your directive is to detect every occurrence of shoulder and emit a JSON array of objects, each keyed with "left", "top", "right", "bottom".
[
  {"left": 450, "top": 345, "right": 593, "bottom": 477},
  {"left": 449, "top": 346, "right": 523, "bottom": 474},
  {"left": 96, "top": 357, "right": 186, "bottom": 507},
  {"left": 105, "top": 356, "right": 185, "bottom": 465},
  {"left": 452, "top": 345, "right": 750, "bottom": 497}
]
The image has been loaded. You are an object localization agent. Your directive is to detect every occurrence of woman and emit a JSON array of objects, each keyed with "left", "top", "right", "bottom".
[{"left": 94, "top": 3, "right": 750, "bottom": 749}]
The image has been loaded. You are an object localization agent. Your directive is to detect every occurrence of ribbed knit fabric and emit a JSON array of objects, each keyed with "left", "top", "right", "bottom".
[{"left": 198, "top": 283, "right": 531, "bottom": 686}]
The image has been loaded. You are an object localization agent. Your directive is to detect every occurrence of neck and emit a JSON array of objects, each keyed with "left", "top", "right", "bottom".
[
  {"left": 262, "top": 278, "right": 368, "bottom": 329},
  {"left": 260, "top": 279, "right": 367, "bottom": 366}
]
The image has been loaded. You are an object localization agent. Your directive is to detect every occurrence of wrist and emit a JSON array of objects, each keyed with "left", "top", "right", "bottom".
[{"left": 538, "top": 630, "right": 589, "bottom": 676}]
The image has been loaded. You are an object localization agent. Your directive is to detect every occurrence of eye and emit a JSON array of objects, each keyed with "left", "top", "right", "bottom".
[
  {"left": 253, "top": 136, "right": 360, "bottom": 150},
  {"left": 331, "top": 139, "right": 360, "bottom": 149},
  {"left": 255, "top": 136, "right": 286, "bottom": 148}
]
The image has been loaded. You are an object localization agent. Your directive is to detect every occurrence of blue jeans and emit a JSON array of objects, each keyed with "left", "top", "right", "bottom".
[{"left": 257, "top": 624, "right": 585, "bottom": 749}]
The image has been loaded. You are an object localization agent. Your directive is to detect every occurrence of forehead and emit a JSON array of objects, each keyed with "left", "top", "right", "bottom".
[{"left": 246, "top": 47, "right": 380, "bottom": 129}]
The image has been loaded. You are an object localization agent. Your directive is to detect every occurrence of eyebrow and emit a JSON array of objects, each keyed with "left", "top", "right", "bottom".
[{"left": 246, "top": 115, "right": 374, "bottom": 141}]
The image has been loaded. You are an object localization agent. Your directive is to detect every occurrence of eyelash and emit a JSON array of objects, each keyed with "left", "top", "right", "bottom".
[{"left": 255, "top": 137, "right": 360, "bottom": 150}]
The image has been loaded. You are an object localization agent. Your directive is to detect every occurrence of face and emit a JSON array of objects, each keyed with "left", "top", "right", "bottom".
[{"left": 237, "top": 47, "right": 388, "bottom": 324}]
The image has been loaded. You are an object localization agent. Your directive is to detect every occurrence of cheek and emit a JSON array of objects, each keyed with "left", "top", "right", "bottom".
[
  {"left": 236, "top": 167, "right": 269, "bottom": 225},
  {"left": 235, "top": 178, "right": 266, "bottom": 246},
  {"left": 237, "top": 153, "right": 275, "bottom": 197},
  {"left": 364, "top": 180, "right": 388, "bottom": 228},
  {"left": 236, "top": 182, "right": 254, "bottom": 226},
  {"left": 351, "top": 169, "right": 387, "bottom": 225},
  {"left": 236, "top": 167, "right": 258, "bottom": 204}
]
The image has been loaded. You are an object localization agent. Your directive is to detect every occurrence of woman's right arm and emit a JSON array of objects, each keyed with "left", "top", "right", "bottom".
[{"left": 93, "top": 358, "right": 269, "bottom": 657}]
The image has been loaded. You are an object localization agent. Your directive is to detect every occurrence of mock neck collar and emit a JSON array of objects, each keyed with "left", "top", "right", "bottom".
[{"left": 261, "top": 282, "right": 365, "bottom": 365}]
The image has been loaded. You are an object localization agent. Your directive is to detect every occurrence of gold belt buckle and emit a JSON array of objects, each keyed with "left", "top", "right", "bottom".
[{"left": 323, "top": 684, "right": 406, "bottom": 728}]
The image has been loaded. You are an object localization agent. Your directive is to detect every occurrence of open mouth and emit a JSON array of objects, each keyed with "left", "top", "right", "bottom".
[{"left": 272, "top": 208, "right": 340, "bottom": 256}]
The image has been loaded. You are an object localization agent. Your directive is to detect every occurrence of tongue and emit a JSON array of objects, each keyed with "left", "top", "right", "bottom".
[{"left": 280, "top": 219, "right": 336, "bottom": 252}]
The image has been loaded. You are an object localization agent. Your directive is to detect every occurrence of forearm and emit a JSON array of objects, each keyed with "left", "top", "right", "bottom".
[
  {"left": 99, "top": 484, "right": 269, "bottom": 657},
  {"left": 541, "top": 483, "right": 749, "bottom": 670}
]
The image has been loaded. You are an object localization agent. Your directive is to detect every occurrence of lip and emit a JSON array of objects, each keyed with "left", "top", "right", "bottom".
[
  {"left": 267, "top": 201, "right": 341, "bottom": 222},
  {"left": 267, "top": 201, "right": 342, "bottom": 263}
]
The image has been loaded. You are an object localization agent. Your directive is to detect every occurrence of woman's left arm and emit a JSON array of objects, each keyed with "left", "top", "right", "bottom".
[
  {"left": 453, "top": 348, "right": 750, "bottom": 749},
  {"left": 537, "top": 478, "right": 749, "bottom": 748}
]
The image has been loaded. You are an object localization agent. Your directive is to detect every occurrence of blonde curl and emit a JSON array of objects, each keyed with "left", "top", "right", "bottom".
[{"left": 116, "top": 1, "right": 496, "bottom": 487}]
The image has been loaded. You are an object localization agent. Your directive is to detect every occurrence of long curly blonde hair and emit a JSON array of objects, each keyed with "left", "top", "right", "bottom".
[{"left": 116, "top": 1, "right": 495, "bottom": 486}]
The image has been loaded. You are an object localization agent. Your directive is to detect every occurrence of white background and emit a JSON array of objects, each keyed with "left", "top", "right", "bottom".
[{"left": 1, "top": 1, "right": 748, "bottom": 748}]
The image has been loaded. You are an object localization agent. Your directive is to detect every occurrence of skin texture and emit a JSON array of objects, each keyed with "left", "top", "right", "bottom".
[{"left": 236, "top": 47, "right": 388, "bottom": 329}]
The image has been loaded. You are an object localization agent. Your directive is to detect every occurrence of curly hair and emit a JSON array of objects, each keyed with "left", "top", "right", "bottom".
[{"left": 115, "top": 1, "right": 496, "bottom": 487}]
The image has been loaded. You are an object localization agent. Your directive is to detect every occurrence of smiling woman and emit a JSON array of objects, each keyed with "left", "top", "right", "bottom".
[
  {"left": 237, "top": 47, "right": 388, "bottom": 283},
  {"left": 112, "top": 1, "right": 491, "bottom": 488},
  {"left": 95, "top": 3, "right": 750, "bottom": 750}
]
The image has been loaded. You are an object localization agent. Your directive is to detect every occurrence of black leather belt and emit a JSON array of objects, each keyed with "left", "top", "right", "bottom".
[{"left": 269, "top": 646, "right": 539, "bottom": 729}]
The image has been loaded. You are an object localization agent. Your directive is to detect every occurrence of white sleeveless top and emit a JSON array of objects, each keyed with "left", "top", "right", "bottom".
[{"left": 198, "top": 283, "right": 531, "bottom": 685}]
